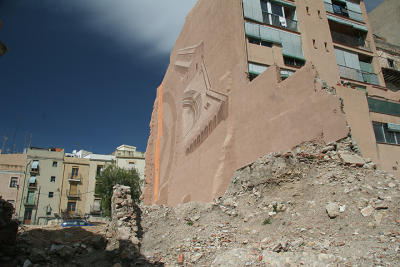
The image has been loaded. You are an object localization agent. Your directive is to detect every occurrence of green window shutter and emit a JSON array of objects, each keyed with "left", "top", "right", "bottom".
[
  {"left": 324, "top": 0, "right": 334, "bottom": 13},
  {"left": 243, "top": 0, "right": 264, "bottom": 23},
  {"left": 249, "top": 63, "right": 268, "bottom": 75},
  {"left": 260, "top": 25, "right": 281, "bottom": 44},
  {"left": 343, "top": 50, "right": 361, "bottom": 70},
  {"left": 346, "top": 0, "right": 363, "bottom": 22},
  {"left": 388, "top": 123, "right": 400, "bottom": 132},
  {"left": 245, "top": 21, "right": 261, "bottom": 39},
  {"left": 359, "top": 61, "right": 374, "bottom": 73},
  {"left": 280, "top": 31, "right": 304, "bottom": 60},
  {"left": 271, "top": 0, "right": 296, "bottom": 8},
  {"left": 334, "top": 48, "right": 346, "bottom": 66},
  {"left": 368, "top": 98, "right": 400, "bottom": 116}
]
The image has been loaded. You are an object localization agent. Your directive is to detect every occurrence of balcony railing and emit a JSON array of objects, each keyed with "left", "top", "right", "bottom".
[
  {"left": 61, "top": 209, "right": 82, "bottom": 218},
  {"left": 331, "top": 31, "right": 370, "bottom": 51},
  {"left": 67, "top": 190, "right": 80, "bottom": 198},
  {"left": 338, "top": 65, "right": 380, "bottom": 85},
  {"left": 23, "top": 196, "right": 37, "bottom": 206},
  {"left": 68, "top": 173, "right": 82, "bottom": 183},
  {"left": 324, "top": 2, "right": 363, "bottom": 22},
  {"left": 262, "top": 12, "right": 298, "bottom": 32}
]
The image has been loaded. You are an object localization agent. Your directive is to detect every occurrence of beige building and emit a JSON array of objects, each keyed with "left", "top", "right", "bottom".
[
  {"left": 0, "top": 153, "right": 27, "bottom": 215},
  {"left": 112, "top": 145, "right": 145, "bottom": 181},
  {"left": 143, "top": 0, "right": 400, "bottom": 206},
  {"left": 374, "top": 37, "right": 400, "bottom": 92},
  {"left": 59, "top": 157, "right": 90, "bottom": 218},
  {"left": 83, "top": 153, "right": 114, "bottom": 216},
  {"left": 18, "top": 147, "right": 64, "bottom": 225}
]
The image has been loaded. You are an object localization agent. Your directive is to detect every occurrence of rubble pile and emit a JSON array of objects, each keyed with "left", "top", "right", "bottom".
[
  {"left": 0, "top": 197, "right": 18, "bottom": 265},
  {"left": 140, "top": 137, "right": 400, "bottom": 266},
  {"left": 105, "top": 185, "right": 141, "bottom": 260}
]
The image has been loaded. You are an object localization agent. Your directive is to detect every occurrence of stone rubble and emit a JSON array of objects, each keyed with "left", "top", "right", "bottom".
[{"left": 140, "top": 137, "right": 400, "bottom": 266}]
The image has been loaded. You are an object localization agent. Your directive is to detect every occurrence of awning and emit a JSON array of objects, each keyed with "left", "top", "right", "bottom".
[
  {"left": 327, "top": 15, "right": 368, "bottom": 32},
  {"left": 32, "top": 161, "right": 39, "bottom": 169},
  {"left": 388, "top": 123, "right": 400, "bottom": 132},
  {"left": 29, "top": 177, "right": 36, "bottom": 183},
  {"left": 271, "top": 0, "right": 296, "bottom": 8}
]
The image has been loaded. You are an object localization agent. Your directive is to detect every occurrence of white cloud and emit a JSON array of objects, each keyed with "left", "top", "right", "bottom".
[{"left": 56, "top": 0, "right": 198, "bottom": 56}]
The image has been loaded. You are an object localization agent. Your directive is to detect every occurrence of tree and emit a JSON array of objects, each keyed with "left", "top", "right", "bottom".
[{"left": 95, "top": 164, "right": 141, "bottom": 217}]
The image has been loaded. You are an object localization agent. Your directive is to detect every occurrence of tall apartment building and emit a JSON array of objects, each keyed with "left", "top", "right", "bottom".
[
  {"left": 0, "top": 153, "right": 27, "bottom": 214},
  {"left": 143, "top": 0, "right": 400, "bottom": 206},
  {"left": 59, "top": 157, "right": 90, "bottom": 218},
  {"left": 18, "top": 147, "right": 64, "bottom": 225}
]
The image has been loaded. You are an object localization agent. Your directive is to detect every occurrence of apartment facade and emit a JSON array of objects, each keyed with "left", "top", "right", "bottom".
[
  {"left": 0, "top": 153, "right": 27, "bottom": 214},
  {"left": 18, "top": 147, "right": 64, "bottom": 225},
  {"left": 83, "top": 153, "right": 114, "bottom": 216},
  {"left": 143, "top": 0, "right": 400, "bottom": 206},
  {"left": 112, "top": 145, "right": 145, "bottom": 181},
  {"left": 59, "top": 157, "right": 90, "bottom": 218}
]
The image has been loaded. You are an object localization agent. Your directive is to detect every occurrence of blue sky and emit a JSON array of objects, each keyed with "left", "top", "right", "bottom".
[{"left": 0, "top": 0, "right": 383, "bottom": 154}]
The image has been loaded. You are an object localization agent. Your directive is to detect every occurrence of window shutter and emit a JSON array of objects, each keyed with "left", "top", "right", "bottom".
[
  {"left": 280, "top": 31, "right": 304, "bottom": 60},
  {"left": 346, "top": 0, "right": 363, "bottom": 22},
  {"left": 359, "top": 61, "right": 373, "bottom": 73},
  {"left": 243, "top": 0, "right": 264, "bottom": 23},
  {"left": 334, "top": 48, "right": 346, "bottom": 66},
  {"left": 249, "top": 63, "right": 268, "bottom": 75},
  {"left": 343, "top": 50, "right": 361, "bottom": 70},
  {"left": 324, "top": 0, "right": 334, "bottom": 13},
  {"left": 245, "top": 21, "right": 261, "bottom": 39},
  {"left": 260, "top": 25, "right": 281, "bottom": 44}
]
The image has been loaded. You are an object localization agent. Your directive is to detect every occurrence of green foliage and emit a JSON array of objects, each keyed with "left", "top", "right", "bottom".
[
  {"left": 273, "top": 203, "right": 278, "bottom": 213},
  {"left": 96, "top": 164, "right": 141, "bottom": 217},
  {"left": 263, "top": 218, "right": 271, "bottom": 225},
  {"left": 187, "top": 221, "right": 193, "bottom": 226}
]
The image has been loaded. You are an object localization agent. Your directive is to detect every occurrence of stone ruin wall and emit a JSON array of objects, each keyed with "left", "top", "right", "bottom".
[{"left": 142, "top": 0, "right": 350, "bottom": 206}]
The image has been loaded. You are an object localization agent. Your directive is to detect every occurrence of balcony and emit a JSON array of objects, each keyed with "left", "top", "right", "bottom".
[
  {"left": 30, "top": 168, "right": 39, "bottom": 175},
  {"left": 324, "top": 2, "right": 363, "bottom": 22},
  {"left": 331, "top": 31, "right": 370, "bottom": 51},
  {"left": 338, "top": 65, "right": 380, "bottom": 85},
  {"left": 262, "top": 12, "right": 298, "bottom": 32},
  {"left": 23, "top": 196, "right": 37, "bottom": 207},
  {"left": 68, "top": 173, "right": 82, "bottom": 183},
  {"left": 28, "top": 182, "right": 38, "bottom": 189},
  {"left": 67, "top": 190, "right": 80, "bottom": 199}
]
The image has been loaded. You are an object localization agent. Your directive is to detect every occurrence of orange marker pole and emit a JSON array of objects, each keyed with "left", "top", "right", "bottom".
[{"left": 153, "top": 84, "right": 163, "bottom": 203}]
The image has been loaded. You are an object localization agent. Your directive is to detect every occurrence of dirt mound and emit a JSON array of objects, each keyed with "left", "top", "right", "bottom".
[{"left": 140, "top": 137, "right": 400, "bottom": 266}]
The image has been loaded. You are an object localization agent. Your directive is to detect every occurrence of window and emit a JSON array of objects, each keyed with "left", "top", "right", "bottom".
[
  {"left": 283, "top": 56, "right": 305, "bottom": 67},
  {"left": 48, "top": 192, "right": 54, "bottom": 198},
  {"left": 67, "top": 202, "right": 76, "bottom": 212},
  {"left": 50, "top": 176, "right": 56, "bottom": 182},
  {"left": 9, "top": 177, "right": 18, "bottom": 188},
  {"left": 96, "top": 165, "right": 104, "bottom": 176},
  {"left": 332, "top": 0, "right": 348, "bottom": 17},
  {"left": 129, "top": 162, "right": 135, "bottom": 168},
  {"left": 52, "top": 161, "right": 57, "bottom": 167},
  {"left": 46, "top": 205, "right": 52, "bottom": 215},
  {"left": 71, "top": 167, "right": 79, "bottom": 178},
  {"left": 248, "top": 37, "right": 273, "bottom": 47},
  {"left": 373, "top": 122, "right": 400, "bottom": 145},
  {"left": 271, "top": 2, "right": 283, "bottom": 16},
  {"left": 388, "top": 59, "right": 394, "bottom": 68}
]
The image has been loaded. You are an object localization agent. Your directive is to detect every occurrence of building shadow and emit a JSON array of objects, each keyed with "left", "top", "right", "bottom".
[{"left": 7, "top": 225, "right": 163, "bottom": 267}]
